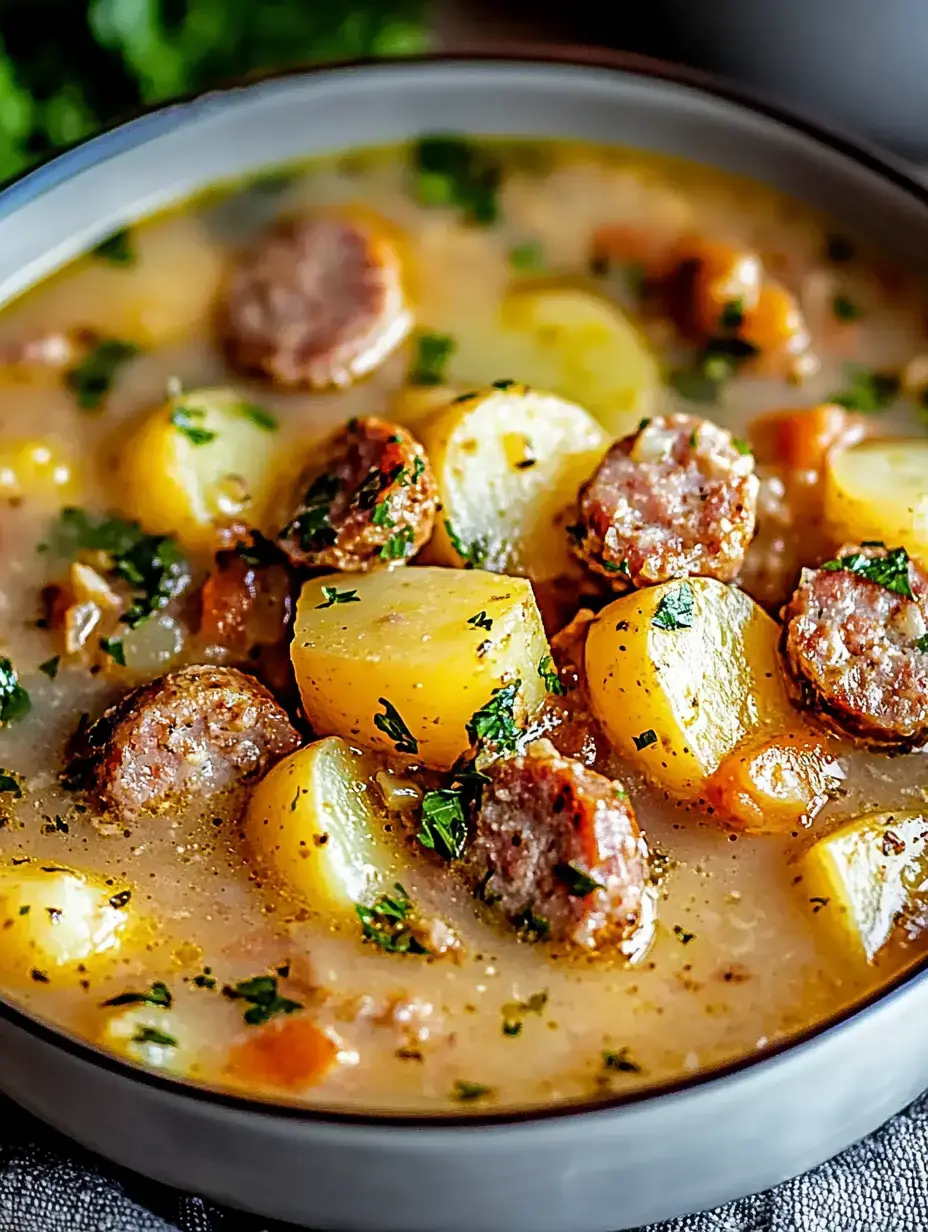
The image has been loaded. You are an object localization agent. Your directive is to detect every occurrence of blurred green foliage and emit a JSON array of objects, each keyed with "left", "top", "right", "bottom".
[{"left": 0, "top": 0, "right": 428, "bottom": 181}]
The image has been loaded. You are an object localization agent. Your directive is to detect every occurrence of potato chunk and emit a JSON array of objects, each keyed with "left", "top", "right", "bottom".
[
  {"left": 447, "top": 286, "right": 661, "bottom": 437},
  {"left": 113, "top": 387, "right": 283, "bottom": 552},
  {"left": 798, "top": 811, "right": 928, "bottom": 961},
  {"left": 245, "top": 738, "right": 402, "bottom": 918},
  {"left": 825, "top": 439, "right": 928, "bottom": 564},
  {"left": 418, "top": 384, "right": 608, "bottom": 582},
  {"left": 585, "top": 578, "right": 793, "bottom": 797},
  {"left": 292, "top": 568, "right": 549, "bottom": 770},
  {"left": 0, "top": 861, "right": 133, "bottom": 980}
]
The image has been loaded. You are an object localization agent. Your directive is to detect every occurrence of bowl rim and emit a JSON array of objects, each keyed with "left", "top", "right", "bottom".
[{"left": 3, "top": 44, "right": 928, "bottom": 1130}]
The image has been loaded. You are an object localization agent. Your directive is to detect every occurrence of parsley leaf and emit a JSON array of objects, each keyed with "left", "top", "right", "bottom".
[
  {"left": 466, "top": 681, "right": 522, "bottom": 755},
  {"left": 379, "top": 526, "right": 414, "bottom": 561},
  {"left": 467, "top": 610, "right": 493, "bottom": 631},
  {"left": 170, "top": 404, "right": 217, "bottom": 446},
  {"left": 633, "top": 729, "right": 658, "bottom": 752},
  {"left": 832, "top": 294, "right": 861, "bottom": 323},
  {"left": 0, "top": 658, "right": 30, "bottom": 725},
  {"left": 285, "top": 473, "right": 341, "bottom": 552},
  {"left": 512, "top": 909, "right": 550, "bottom": 940},
  {"left": 830, "top": 365, "right": 899, "bottom": 412},
  {"left": 537, "top": 654, "right": 565, "bottom": 697},
  {"left": 374, "top": 698, "right": 418, "bottom": 755},
  {"left": 419, "top": 788, "right": 468, "bottom": 860},
  {"left": 509, "top": 240, "right": 544, "bottom": 272},
  {"left": 670, "top": 336, "right": 759, "bottom": 403},
  {"left": 92, "top": 228, "right": 135, "bottom": 266},
  {"left": 65, "top": 337, "right": 140, "bottom": 411},
  {"left": 38, "top": 656, "right": 60, "bottom": 679},
  {"left": 719, "top": 298, "right": 744, "bottom": 330},
  {"left": 413, "top": 136, "right": 501, "bottom": 226},
  {"left": 821, "top": 545, "right": 913, "bottom": 598},
  {"left": 356, "top": 883, "right": 428, "bottom": 954},
  {"left": 371, "top": 500, "right": 395, "bottom": 528},
  {"left": 501, "top": 989, "right": 548, "bottom": 1035},
  {"left": 102, "top": 981, "right": 172, "bottom": 1009},
  {"left": 555, "top": 863, "right": 605, "bottom": 897},
  {"left": 240, "top": 403, "right": 278, "bottom": 432},
  {"left": 132, "top": 1026, "right": 177, "bottom": 1048},
  {"left": 0, "top": 770, "right": 22, "bottom": 797},
  {"left": 445, "top": 520, "right": 489, "bottom": 568},
  {"left": 315, "top": 586, "right": 360, "bottom": 609},
  {"left": 99, "top": 637, "right": 126, "bottom": 666},
  {"left": 452, "top": 1080, "right": 492, "bottom": 1101},
  {"left": 409, "top": 331, "right": 455, "bottom": 386},
  {"left": 222, "top": 975, "right": 302, "bottom": 1026},
  {"left": 673, "top": 924, "right": 695, "bottom": 944},
  {"left": 916, "top": 634, "right": 928, "bottom": 653},
  {"left": 602, "top": 1047, "right": 641, "bottom": 1074},
  {"left": 651, "top": 583, "right": 695, "bottom": 631}
]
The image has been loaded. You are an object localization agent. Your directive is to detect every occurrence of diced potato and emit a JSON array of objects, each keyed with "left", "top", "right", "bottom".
[
  {"left": 0, "top": 861, "right": 133, "bottom": 980},
  {"left": 706, "top": 728, "right": 844, "bottom": 833},
  {"left": 245, "top": 738, "right": 402, "bottom": 918},
  {"left": 825, "top": 438, "right": 928, "bottom": 564},
  {"left": 292, "top": 568, "right": 549, "bottom": 770},
  {"left": 447, "top": 286, "right": 661, "bottom": 436},
  {"left": 585, "top": 578, "right": 794, "bottom": 797},
  {"left": 99, "top": 1004, "right": 185, "bottom": 1071},
  {"left": 417, "top": 384, "right": 608, "bottom": 581},
  {"left": 112, "top": 386, "right": 284, "bottom": 553},
  {"left": 798, "top": 810, "right": 928, "bottom": 961},
  {"left": 0, "top": 437, "right": 79, "bottom": 505}
]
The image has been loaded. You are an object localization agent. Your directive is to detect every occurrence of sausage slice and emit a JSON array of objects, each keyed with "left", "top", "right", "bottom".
[
  {"left": 781, "top": 543, "right": 928, "bottom": 749},
  {"left": 278, "top": 417, "right": 437, "bottom": 572},
  {"left": 67, "top": 665, "right": 300, "bottom": 820},
  {"left": 220, "top": 215, "right": 411, "bottom": 389},
  {"left": 469, "top": 739, "right": 652, "bottom": 951},
  {"left": 573, "top": 413, "right": 758, "bottom": 589}
]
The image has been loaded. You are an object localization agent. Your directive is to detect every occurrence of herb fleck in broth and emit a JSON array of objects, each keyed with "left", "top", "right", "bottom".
[{"left": 0, "top": 138, "right": 926, "bottom": 1113}]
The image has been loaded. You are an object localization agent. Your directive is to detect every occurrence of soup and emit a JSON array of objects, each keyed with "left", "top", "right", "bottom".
[{"left": 0, "top": 138, "right": 927, "bottom": 1114}]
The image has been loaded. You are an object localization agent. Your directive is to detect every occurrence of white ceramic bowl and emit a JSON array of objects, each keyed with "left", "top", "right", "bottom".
[{"left": 1, "top": 50, "right": 927, "bottom": 1232}]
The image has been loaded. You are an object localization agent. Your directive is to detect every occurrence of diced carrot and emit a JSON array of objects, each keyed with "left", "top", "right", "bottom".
[
  {"left": 749, "top": 404, "right": 871, "bottom": 472},
  {"left": 226, "top": 1017, "right": 339, "bottom": 1092},
  {"left": 741, "top": 280, "right": 808, "bottom": 356}
]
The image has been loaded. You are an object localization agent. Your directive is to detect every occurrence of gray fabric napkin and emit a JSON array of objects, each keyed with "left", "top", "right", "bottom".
[{"left": 0, "top": 1089, "right": 924, "bottom": 1231}]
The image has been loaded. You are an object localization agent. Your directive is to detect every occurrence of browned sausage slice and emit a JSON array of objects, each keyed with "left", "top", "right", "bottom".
[
  {"left": 278, "top": 417, "right": 437, "bottom": 572},
  {"left": 66, "top": 665, "right": 300, "bottom": 820},
  {"left": 781, "top": 543, "right": 928, "bottom": 749},
  {"left": 220, "top": 215, "right": 411, "bottom": 389},
  {"left": 469, "top": 739, "right": 652, "bottom": 951},
  {"left": 573, "top": 413, "right": 758, "bottom": 589}
]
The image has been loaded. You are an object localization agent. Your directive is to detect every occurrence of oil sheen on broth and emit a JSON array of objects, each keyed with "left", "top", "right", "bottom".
[{"left": 0, "top": 138, "right": 927, "bottom": 1114}]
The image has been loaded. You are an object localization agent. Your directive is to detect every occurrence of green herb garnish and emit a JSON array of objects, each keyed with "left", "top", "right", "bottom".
[
  {"left": 38, "top": 656, "right": 60, "bottom": 679},
  {"left": 65, "top": 337, "right": 139, "bottom": 411},
  {"left": 102, "top": 981, "right": 172, "bottom": 1009},
  {"left": 732, "top": 437, "right": 752, "bottom": 456},
  {"left": 670, "top": 336, "right": 759, "bottom": 403},
  {"left": 315, "top": 586, "right": 360, "bottom": 609},
  {"left": 0, "top": 771, "right": 22, "bottom": 798},
  {"left": 916, "top": 634, "right": 928, "bottom": 653},
  {"left": 832, "top": 294, "right": 861, "bottom": 323},
  {"left": 240, "top": 403, "right": 278, "bottom": 431},
  {"left": 467, "top": 610, "right": 493, "bottom": 631},
  {"left": 651, "top": 583, "right": 695, "bottom": 631},
  {"left": 501, "top": 989, "right": 548, "bottom": 1035},
  {"left": 374, "top": 698, "right": 418, "bottom": 755},
  {"left": 602, "top": 1048, "right": 641, "bottom": 1074},
  {"left": 719, "top": 298, "right": 744, "bottom": 330},
  {"left": 413, "top": 136, "right": 501, "bottom": 225},
  {"left": 821, "top": 544, "right": 913, "bottom": 598},
  {"left": 286, "top": 473, "right": 341, "bottom": 553},
  {"left": 379, "top": 526, "right": 414, "bottom": 561},
  {"left": 132, "top": 1026, "right": 177, "bottom": 1048},
  {"left": 830, "top": 365, "right": 899, "bottom": 412},
  {"left": 555, "top": 864, "right": 605, "bottom": 897},
  {"left": 512, "top": 909, "right": 550, "bottom": 941},
  {"left": 509, "top": 240, "right": 544, "bottom": 272},
  {"left": 466, "top": 681, "right": 522, "bottom": 755},
  {"left": 170, "top": 404, "right": 217, "bottom": 446},
  {"left": 99, "top": 637, "right": 126, "bottom": 666},
  {"left": 419, "top": 788, "right": 468, "bottom": 861},
  {"left": 673, "top": 925, "right": 695, "bottom": 944},
  {"left": 371, "top": 500, "right": 395, "bottom": 528},
  {"left": 409, "top": 331, "right": 455, "bottom": 386},
  {"left": 452, "top": 1079, "right": 492, "bottom": 1102},
  {"left": 0, "top": 658, "right": 30, "bottom": 725},
  {"left": 222, "top": 974, "right": 302, "bottom": 1026},
  {"left": 633, "top": 729, "right": 658, "bottom": 752},
  {"left": 92, "top": 228, "right": 135, "bottom": 266},
  {"left": 356, "top": 883, "right": 428, "bottom": 954},
  {"left": 537, "top": 654, "right": 565, "bottom": 697},
  {"left": 445, "top": 520, "right": 489, "bottom": 569}
]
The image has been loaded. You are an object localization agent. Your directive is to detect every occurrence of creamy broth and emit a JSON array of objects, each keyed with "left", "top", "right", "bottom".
[{"left": 0, "top": 140, "right": 927, "bottom": 1113}]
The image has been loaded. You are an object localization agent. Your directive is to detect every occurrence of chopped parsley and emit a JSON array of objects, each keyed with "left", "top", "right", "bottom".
[
  {"left": 193, "top": 970, "right": 216, "bottom": 990},
  {"left": 673, "top": 924, "right": 695, "bottom": 944},
  {"left": 371, "top": 501, "right": 395, "bottom": 528},
  {"left": 374, "top": 698, "right": 418, "bottom": 755},
  {"left": 810, "top": 896, "right": 830, "bottom": 913},
  {"left": 379, "top": 526, "right": 414, "bottom": 560},
  {"left": 315, "top": 586, "right": 360, "bottom": 609},
  {"left": 602, "top": 1047, "right": 641, "bottom": 1074},
  {"left": 651, "top": 583, "right": 695, "bottom": 631},
  {"left": 916, "top": 634, "right": 928, "bottom": 653},
  {"left": 832, "top": 294, "right": 861, "bottom": 323},
  {"left": 466, "top": 681, "right": 522, "bottom": 755},
  {"left": 452, "top": 1079, "right": 492, "bottom": 1102},
  {"left": 502, "top": 989, "right": 548, "bottom": 1035},
  {"left": 0, "top": 658, "right": 30, "bottom": 725},
  {"left": 38, "top": 656, "right": 60, "bottom": 679},
  {"left": 170, "top": 404, "right": 217, "bottom": 446},
  {"left": 732, "top": 437, "right": 752, "bottom": 456},
  {"left": 719, "top": 298, "right": 744, "bottom": 330},
  {"left": 445, "top": 520, "right": 489, "bottom": 569},
  {"left": 222, "top": 975, "right": 302, "bottom": 1026},
  {"left": 240, "top": 403, "right": 278, "bottom": 432},
  {"left": 356, "top": 883, "right": 428, "bottom": 954},
  {"left": 821, "top": 544, "right": 913, "bottom": 598},
  {"left": 108, "top": 890, "right": 132, "bottom": 909},
  {"left": 633, "top": 729, "right": 658, "bottom": 752},
  {"left": 602, "top": 558, "right": 631, "bottom": 578},
  {"left": 99, "top": 637, "right": 126, "bottom": 666},
  {"left": 409, "top": 331, "right": 455, "bottom": 386},
  {"left": 92, "top": 228, "right": 135, "bottom": 266},
  {"left": 102, "top": 981, "right": 172, "bottom": 1009},
  {"left": 467, "top": 610, "right": 493, "bottom": 631},
  {"left": 65, "top": 337, "right": 140, "bottom": 411},
  {"left": 555, "top": 864, "right": 605, "bottom": 897},
  {"left": 829, "top": 365, "right": 899, "bottom": 412},
  {"left": 418, "top": 788, "right": 468, "bottom": 861},
  {"left": 286, "top": 473, "right": 341, "bottom": 553},
  {"left": 537, "top": 654, "right": 565, "bottom": 697},
  {"left": 132, "top": 1026, "right": 177, "bottom": 1048},
  {"left": 670, "top": 336, "right": 759, "bottom": 403},
  {"left": 0, "top": 771, "right": 22, "bottom": 797},
  {"left": 512, "top": 909, "right": 550, "bottom": 941},
  {"left": 412, "top": 135, "right": 501, "bottom": 226},
  {"left": 509, "top": 240, "right": 544, "bottom": 272}
]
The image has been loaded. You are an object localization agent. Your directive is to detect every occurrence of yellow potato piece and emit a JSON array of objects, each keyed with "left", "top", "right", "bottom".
[
  {"left": 825, "top": 439, "right": 928, "bottom": 564},
  {"left": 418, "top": 384, "right": 608, "bottom": 581},
  {"left": 585, "top": 578, "right": 794, "bottom": 797},
  {"left": 0, "top": 861, "right": 133, "bottom": 981},
  {"left": 113, "top": 386, "right": 283, "bottom": 553},
  {"left": 799, "top": 811, "right": 928, "bottom": 962},
  {"left": 447, "top": 286, "right": 661, "bottom": 437},
  {"left": 245, "top": 738, "right": 403, "bottom": 919},
  {"left": 0, "top": 437, "right": 79, "bottom": 505},
  {"left": 292, "top": 568, "right": 549, "bottom": 770},
  {"left": 99, "top": 1004, "right": 185, "bottom": 1072}
]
